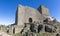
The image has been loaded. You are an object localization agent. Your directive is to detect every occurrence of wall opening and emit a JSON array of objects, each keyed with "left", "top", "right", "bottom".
[
  {"left": 45, "top": 26, "right": 52, "bottom": 33},
  {"left": 30, "top": 23, "right": 36, "bottom": 32},
  {"left": 13, "top": 28, "right": 15, "bottom": 34},
  {"left": 38, "top": 25, "right": 43, "bottom": 33},
  {"left": 29, "top": 18, "right": 32, "bottom": 23}
]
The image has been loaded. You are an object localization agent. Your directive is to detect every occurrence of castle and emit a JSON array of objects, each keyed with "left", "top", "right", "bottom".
[{"left": 7, "top": 4, "right": 60, "bottom": 36}]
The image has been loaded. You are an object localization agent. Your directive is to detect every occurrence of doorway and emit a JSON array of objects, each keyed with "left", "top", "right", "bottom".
[
  {"left": 13, "top": 28, "right": 15, "bottom": 34},
  {"left": 29, "top": 18, "right": 32, "bottom": 23}
]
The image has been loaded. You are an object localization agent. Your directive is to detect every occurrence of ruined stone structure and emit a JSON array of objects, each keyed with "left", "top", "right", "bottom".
[{"left": 7, "top": 4, "right": 60, "bottom": 36}]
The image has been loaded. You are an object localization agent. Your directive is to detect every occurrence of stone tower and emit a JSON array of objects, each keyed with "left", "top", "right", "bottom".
[
  {"left": 9, "top": 5, "right": 50, "bottom": 34},
  {"left": 15, "top": 5, "right": 43, "bottom": 26}
]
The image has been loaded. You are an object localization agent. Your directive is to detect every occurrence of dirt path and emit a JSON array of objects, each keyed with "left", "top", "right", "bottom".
[{"left": 0, "top": 31, "right": 12, "bottom": 36}]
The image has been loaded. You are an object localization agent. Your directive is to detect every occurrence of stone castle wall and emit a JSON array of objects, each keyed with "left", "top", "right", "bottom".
[
  {"left": 8, "top": 5, "right": 51, "bottom": 35},
  {"left": 16, "top": 5, "right": 43, "bottom": 26}
]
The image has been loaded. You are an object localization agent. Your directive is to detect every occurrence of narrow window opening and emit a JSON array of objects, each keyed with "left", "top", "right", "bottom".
[{"left": 13, "top": 28, "right": 15, "bottom": 34}]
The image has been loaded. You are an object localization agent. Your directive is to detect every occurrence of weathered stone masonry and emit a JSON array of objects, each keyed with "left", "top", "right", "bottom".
[{"left": 8, "top": 5, "right": 60, "bottom": 36}]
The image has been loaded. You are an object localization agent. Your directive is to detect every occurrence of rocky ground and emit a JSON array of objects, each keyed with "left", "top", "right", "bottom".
[{"left": 0, "top": 31, "right": 12, "bottom": 36}]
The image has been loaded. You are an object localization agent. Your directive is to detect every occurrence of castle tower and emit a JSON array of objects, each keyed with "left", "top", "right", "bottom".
[
  {"left": 9, "top": 5, "right": 50, "bottom": 34},
  {"left": 15, "top": 5, "right": 43, "bottom": 26},
  {"left": 15, "top": 5, "right": 26, "bottom": 26},
  {"left": 9, "top": 4, "right": 44, "bottom": 34}
]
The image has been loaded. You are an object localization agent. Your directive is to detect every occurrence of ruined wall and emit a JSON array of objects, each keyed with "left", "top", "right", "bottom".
[
  {"left": 12, "top": 5, "right": 43, "bottom": 34},
  {"left": 16, "top": 5, "right": 43, "bottom": 26},
  {"left": 38, "top": 5, "right": 50, "bottom": 20},
  {"left": 24, "top": 6, "right": 43, "bottom": 24},
  {"left": 38, "top": 5, "right": 50, "bottom": 16}
]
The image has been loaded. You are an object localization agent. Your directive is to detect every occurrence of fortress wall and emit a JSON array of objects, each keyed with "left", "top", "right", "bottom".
[
  {"left": 17, "top": 5, "right": 26, "bottom": 26},
  {"left": 17, "top": 5, "right": 43, "bottom": 26}
]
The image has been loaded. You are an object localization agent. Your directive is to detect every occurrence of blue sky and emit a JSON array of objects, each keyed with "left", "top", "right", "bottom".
[{"left": 0, "top": 0, "right": 60, "bottom": 25}]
